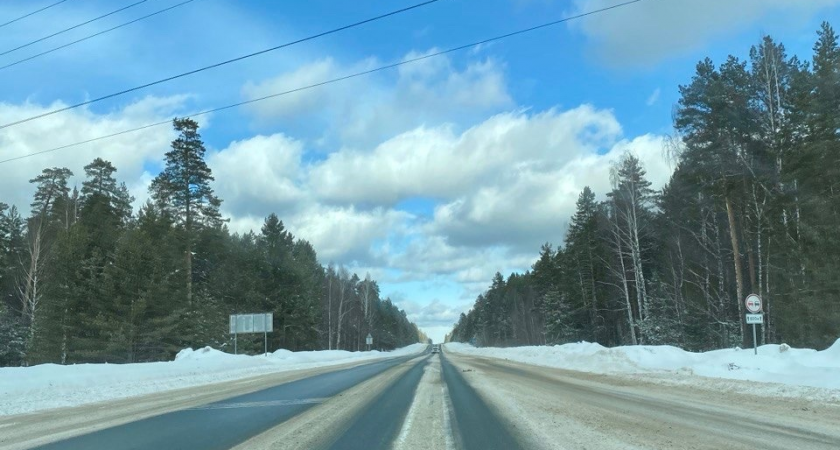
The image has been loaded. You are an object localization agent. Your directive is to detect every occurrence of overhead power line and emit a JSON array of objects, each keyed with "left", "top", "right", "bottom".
[
  {"left": 0, "top": 0, "right": 199, "bottom": 72},
  {"left": 0, "top": 0, "right": 149, "bottom": 58},
  {"left": 0, "top": 0, "right": 441, "bottom": 131},
  {"left": 0, "top": 0, "right": 642, "bottom": 165},
  {"left": 0, "top": 0, "right": 72, "bottom": 30}
]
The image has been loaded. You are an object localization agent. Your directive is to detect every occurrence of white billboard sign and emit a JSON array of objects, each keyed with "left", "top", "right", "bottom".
[{"left": 230, "top": 313, "right": 273, "bottom": 334}]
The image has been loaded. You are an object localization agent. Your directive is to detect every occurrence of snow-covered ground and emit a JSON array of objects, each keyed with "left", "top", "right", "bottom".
[
  {"left": 0, "top": 344, "right": 426, "bottom": 416},
  {"left": 445, "top": 340, "right": 840, "bottom": 399}
]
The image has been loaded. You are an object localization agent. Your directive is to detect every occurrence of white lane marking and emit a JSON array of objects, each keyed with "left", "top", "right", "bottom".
[
  {"left": 394, "top": 373, "right": 423, "bottom": 447},
  {"left": 187, "top": 398, "right": 326, "bottom": 410},
  {"left": 441, "top": 383, "right": 456, "bottom": 450}
]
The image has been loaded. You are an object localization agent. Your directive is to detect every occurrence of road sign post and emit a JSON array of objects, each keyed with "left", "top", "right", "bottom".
[
  {"left": 366, "top": 333, "right": 373, "bottom": 351},
  {"left": 744, "top": 294, "right": 763, "bottom": 355}
]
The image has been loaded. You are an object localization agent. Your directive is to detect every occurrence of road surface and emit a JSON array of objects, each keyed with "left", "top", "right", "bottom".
[{"left": 2, "top": 346, "right": 839, "bottom": 450}]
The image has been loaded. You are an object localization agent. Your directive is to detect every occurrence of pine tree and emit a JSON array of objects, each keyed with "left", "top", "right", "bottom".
[
  {"left": 150, "top": 118, "right": 223, "bottom": 308},
  {"left": 566, "top": 187, "right": 604, "bottom": 342}
]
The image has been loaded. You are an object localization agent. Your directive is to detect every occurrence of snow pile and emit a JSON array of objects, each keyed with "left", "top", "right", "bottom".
[
  {"left": 445, "top": 340, "right": 840, "bottom": 395},
  {"left": 0, "top": 343, "right": 426, "bottom": 416}
]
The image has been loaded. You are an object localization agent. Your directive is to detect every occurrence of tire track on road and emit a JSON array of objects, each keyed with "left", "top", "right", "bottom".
[
  {"left": 439, "top": 353, "right": 524, "bottom": 450},
  {"left": 326, "top": 356, "right": 430, "bottom": 449}
]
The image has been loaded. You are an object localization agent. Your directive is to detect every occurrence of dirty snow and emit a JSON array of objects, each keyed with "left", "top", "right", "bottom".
[
  {"left": 445, "top": 340, "right": 840, "bottom": 397},
  {"left": 0, "top": 344, "right": 426, "bottom": 416}
]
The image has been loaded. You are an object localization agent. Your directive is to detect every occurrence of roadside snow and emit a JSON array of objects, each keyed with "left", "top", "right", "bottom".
[
  {"left": 0, "top": 344, "right": 426, "bottom": 416},
  {"left": 445, "top": 340, "right": 840, "bottom": 399}
]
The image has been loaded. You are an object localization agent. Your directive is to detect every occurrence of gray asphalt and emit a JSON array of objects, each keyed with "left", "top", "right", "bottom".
[
  {"left": 439, "top": 353, "right": 522, "bottom": 450},
  {"left": 31, "top": 348, "right": 524, "bottom": 450},
  {"left": 322, "top": 352, "right": 521, "bottom": 450},
  {"left": 33, "top": 351, "right": 427, "bottom": 450},
  {"left": 326, "top": 357, "right": 430, "bottom": 449}
]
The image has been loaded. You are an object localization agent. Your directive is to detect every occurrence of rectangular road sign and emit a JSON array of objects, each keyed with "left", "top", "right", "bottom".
[
  {"left": 745, "top": 313, "right": 764, "bottom": 325},
  {"left": 230, "top": 313, "right": 273, "bottom": 334}
]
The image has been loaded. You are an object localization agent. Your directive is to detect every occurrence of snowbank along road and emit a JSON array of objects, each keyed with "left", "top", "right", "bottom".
[{"left": 2, "top": 345, "right": 839, "bottom": 450}]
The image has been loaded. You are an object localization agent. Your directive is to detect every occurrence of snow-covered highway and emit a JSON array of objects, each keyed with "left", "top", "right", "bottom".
[{"left": 1, "top": 344, "right": 839, "bottom": 450}]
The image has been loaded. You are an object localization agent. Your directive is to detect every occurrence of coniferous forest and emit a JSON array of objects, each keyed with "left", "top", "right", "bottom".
[
  {"left": 449, "top": 24, "right": 840, "bottom": 351},
  {"left": 0, "top": 118, "right": 423, "bottom": 367}
]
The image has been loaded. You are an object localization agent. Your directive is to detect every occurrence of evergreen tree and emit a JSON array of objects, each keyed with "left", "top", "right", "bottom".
[
  {"left": 150, "top": 118, "right": 223, "bottom": 307},
  {"left": 566, "top": 186, "right": 604, "bottom": 342}
]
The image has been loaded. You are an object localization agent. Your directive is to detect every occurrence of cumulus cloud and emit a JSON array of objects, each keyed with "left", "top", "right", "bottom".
[
  {"left": 0, "top": 96, "right": 185, "bottom": 215},
  {"left": 208, "top": 133, "right": 306, "bottom": 218},
  {"left": 429, "top": 132, "right": 667, "bottom": 250},
  {"left": 310, "top": 106, "right": 622, "bottom": 206},
  {"left": 241, "top": 51, "right": 513, "bottom": 148},
  {"left": 288, "top": 205, "right": 411, "bottom": 263},
  {"left": 241, "top": 58, "right": 354, "bottom": 120},
  {"left": 208, "top": 103, "right": 671, "bottom": 292},
  {"left": 569, "top": 0, "right": 840, "bottom": 66}
]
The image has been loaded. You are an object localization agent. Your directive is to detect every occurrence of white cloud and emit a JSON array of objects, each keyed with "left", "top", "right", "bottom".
[
  {"left": 208, "top": 103, "right": 671, "bottom": 301},
  {"left": 569, "top": 0, "right": 840, "bottom": 66},
  {"left": 288, "top": 205, "right": 410, "bottom": 263},
  {"left": 241, "top": 51, "right": 513, "bottom": 148},
  {"left": 310, "top": 106, "right": 622, "bottom": 206},
  {"left": 0, "top": 97, "right": 184, "bottom": 216},
  {"left": 241, "top": 58, "right": 348, "bottom": 121},
  {"left": 425, "top": 131, "right": 668, "bottom": 251},
  {"left": 209, "top": 133, "right": 306, "bottom": 218}
]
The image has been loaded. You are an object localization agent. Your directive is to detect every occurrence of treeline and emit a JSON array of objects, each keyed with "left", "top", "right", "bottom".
[
  {"left": 449, "top": 23, "right": 840, "bottom": 351},
  {"left": 0, "top": 118, "right": 423, "bottom": 366}
]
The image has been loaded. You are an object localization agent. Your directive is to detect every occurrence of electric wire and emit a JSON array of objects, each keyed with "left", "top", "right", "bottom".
[
  {"left": 0, "top": 0, "right": 199, "bottom": 72},
  {"left": 0, "top": 0, "right": 72, "bottom": 30},
  {"left": 0, "top": 0, "right": 441, "bottom": 131},
  {"left": 0, "top": 0, "right": 149, "bottom": 57},
  {"left": 0, "top": 0, "right": 642, "bottom": 165}
]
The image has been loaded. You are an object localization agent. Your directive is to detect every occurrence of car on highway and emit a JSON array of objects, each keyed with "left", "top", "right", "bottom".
[{"left": 431, "top": 345, "right": 440, "bottom": 354}]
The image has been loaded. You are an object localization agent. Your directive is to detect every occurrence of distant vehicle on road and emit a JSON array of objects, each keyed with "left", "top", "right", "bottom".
[{"left": 431, "top": 345, "right": 440, "bottom": 354}]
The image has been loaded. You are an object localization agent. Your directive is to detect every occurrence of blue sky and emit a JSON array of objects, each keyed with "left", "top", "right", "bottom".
[{"left": 0, "top": 0, "right": 838, "bottom": 342}]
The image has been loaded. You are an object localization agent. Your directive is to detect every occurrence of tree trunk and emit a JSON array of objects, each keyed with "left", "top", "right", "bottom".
[
  {"left": 587, "top": 245, "right": 600, "bottom": 342},
  {"left": 336, "top": 279, "right": 346, "bottom": 350},
  {"left": 186, "top": 246, "right": 193, "bottom": 305},
  {"left": 725, "top": 195, "right": 746, "bottom": 345},
  {"left": 629, "top": 203, "right": 649, "bottom": 322},
  {"left": 327, "top": 273, "right": 333, "bottom": 350},
  {"left": 21, "top": 221, "right": 45, "bottom": 343},
  {"left": 184, "top": 143, "right": 193, "bottom": 307},
  {"left": 610, "top": 209, "right": 638, "bottom": 345}
]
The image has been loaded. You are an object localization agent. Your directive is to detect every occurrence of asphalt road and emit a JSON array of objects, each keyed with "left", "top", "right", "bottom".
[
  {"left": 32, "top": 351, "right": 428, "bottom": 450},
  {"left": 16, "top": 346, "right": 840, "bottom": 450},
  {"left": 324, "top": 353, "right": 521, "bottom": 450}
]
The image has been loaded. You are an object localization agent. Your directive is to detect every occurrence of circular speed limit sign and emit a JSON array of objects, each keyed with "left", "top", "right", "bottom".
[{"left": 745, "top": 294, "right": 762, "bottom": 314}]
